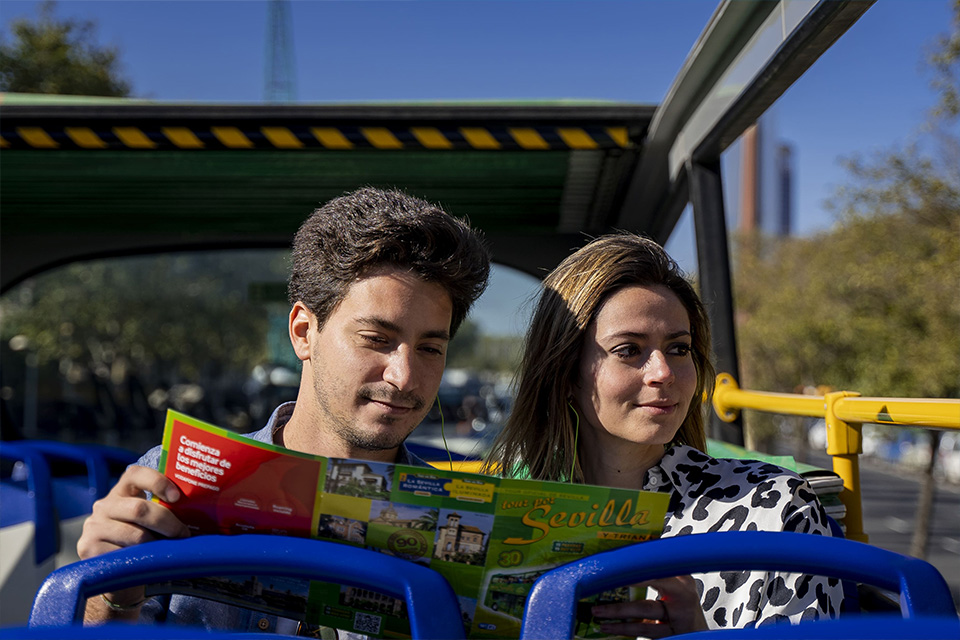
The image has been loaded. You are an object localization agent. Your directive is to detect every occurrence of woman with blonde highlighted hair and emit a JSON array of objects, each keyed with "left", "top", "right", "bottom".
[{"left": 484, "top": 233, "right": 842, "bottom": 637}]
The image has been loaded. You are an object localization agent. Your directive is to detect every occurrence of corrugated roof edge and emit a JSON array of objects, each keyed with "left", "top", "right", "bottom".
[{"left": 0, "top": 92, "right": 656, "bottom": 109}]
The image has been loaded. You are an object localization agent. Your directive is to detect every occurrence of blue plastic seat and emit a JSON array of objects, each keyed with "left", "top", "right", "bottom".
[
  {"left": 519, "top": 531, "right": 957, "bottom": 640},
  {"left": 0, "top": 444, "right": 56, "bottom": 562},
  {"left": 1, "top": 444, "right": 57, "bottom": 627},
  {"left": 9, "top": 441, "right": 139, "bottom": 573},
  {"left": 27, "top": 534, "right": 466, "bottom": 639},
  {"left": 0, "top": 625, "right": 276, "bottom": 639},
  {"left": 15, "top": 441, "right": 138, "bottom": 512},
  {"left": 674, "top": 615, "right": 960, "bottom": 639}
]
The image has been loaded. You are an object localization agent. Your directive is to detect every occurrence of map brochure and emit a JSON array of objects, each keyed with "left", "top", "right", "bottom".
[{"left": 156, "top": 409, "right": 670, "bottom": 638}]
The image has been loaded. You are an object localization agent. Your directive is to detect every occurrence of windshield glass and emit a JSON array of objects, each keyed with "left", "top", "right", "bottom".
[{"left": 0, "top": 252, "right": 537, "bottom": 458}]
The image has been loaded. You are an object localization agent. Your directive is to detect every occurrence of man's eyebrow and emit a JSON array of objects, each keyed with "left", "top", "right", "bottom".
[{"left": 356, "top": 317, "right": 451, "bottom": 341}]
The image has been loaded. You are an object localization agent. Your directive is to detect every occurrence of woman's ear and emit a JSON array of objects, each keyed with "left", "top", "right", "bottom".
[{"left": 289, "top": 301, "right": 313, "bottom": 362}]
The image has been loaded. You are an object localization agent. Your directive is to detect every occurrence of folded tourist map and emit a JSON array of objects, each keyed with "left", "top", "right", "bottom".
[{"left": 156, "top": 410, "right": 669, "bottom": 638}]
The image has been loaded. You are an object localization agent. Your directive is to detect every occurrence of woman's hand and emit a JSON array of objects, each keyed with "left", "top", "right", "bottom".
[{"left": 591, "top": 575, "right": 708, "bottom": 638}]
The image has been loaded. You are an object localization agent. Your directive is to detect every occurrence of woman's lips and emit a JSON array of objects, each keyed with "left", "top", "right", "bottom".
[{"left": 638, "top": 402, "right": 678, "bottom": 415}]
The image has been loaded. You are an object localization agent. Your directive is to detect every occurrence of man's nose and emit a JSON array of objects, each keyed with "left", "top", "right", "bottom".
[{"left": 383, "top": 346, "right": 416, "bottom": 391}]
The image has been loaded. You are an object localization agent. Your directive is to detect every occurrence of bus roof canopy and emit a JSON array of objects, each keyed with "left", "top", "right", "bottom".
[
  {"left": 0, "top": 99, "right": 653, "bottom": 288},
  {"left": 0, "top": 0, "right": 874, "bottom": 292}
]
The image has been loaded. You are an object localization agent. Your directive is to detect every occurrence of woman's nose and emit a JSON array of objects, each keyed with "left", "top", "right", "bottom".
[{"left": 644, "top": 350, "right": 675, "bottom": 385}]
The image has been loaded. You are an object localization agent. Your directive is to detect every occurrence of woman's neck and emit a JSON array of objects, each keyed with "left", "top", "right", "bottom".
[{"left": 579, "top": 435, "right": 666, "bottom": 490}]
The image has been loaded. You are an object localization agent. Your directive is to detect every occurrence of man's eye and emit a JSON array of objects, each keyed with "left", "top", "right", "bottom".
[
  {"left": 421, "top": 345, "right": 445, "bottom": 356},
  {"left": 361, "top": 334, "right": 388, "bottom": 345}
]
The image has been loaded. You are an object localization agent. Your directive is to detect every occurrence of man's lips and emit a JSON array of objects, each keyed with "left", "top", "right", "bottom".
[
  {"left": 370, "top": 399, "right": 416, "bottom": 411},
  {"left": 359, "top": 390, "right": 424, "bottom": 412}
]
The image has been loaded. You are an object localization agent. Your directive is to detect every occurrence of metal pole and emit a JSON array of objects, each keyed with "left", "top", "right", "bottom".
[{"left": 689, "top": 159, "right": 744, "bottom": 446}]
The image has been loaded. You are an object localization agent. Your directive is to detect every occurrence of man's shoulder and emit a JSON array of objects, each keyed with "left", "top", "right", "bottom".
[
  {"left": 397, "top": 444, "right": 432, "bottom": 468},
  {"left": 136, "top": 406, "right": 288, "bottom": 470},
  {"left": 137, "top": 443, "right": 164, "bottom": 470}
]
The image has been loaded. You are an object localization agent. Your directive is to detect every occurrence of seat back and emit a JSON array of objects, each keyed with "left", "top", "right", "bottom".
[
  {"left": 28, "top": 534, "right": 466, "bottom": 640},
  {"left": 519, "top": 531, "right": 956, "bottom": 640},
  {"left": 673, "top": 616, "right": 960, "bottom": 640},
  {"left": 0, "top": 444, "right": 57, "bottom": 627},
  {"left": 10, "top": 442, "right": 139, "bottom": 569},
  {"left": 0, "top": 444, "right": 56, "bottom": 562},
  {"left": 824, "top": 515, "right": 861, "bottom": 615}
]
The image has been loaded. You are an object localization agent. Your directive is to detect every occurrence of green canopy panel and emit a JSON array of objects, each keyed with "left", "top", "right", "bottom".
[{"left": 0, "top": 100, "right": 654, "bottom": 290}]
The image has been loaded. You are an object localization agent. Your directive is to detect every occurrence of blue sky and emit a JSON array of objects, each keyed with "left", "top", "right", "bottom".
[{"left": 2, "top": 0, "right": 955, "bottom": 334}]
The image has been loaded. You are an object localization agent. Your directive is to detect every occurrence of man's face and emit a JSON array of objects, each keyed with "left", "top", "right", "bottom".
[{"left": 307, "top": 266, "right": 453, "bottom": 454}]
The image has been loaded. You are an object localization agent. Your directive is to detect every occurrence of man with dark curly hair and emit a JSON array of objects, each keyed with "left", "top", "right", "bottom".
[{"left": 77, "top": 187, "right": 491, "bottom": 631}]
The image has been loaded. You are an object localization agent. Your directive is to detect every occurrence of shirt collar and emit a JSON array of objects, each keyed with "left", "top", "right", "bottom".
[
  {"left": 256, "top": 401, "right": 429, "bottom": 467},
  {"left": 642, "top": 444, "right": 696, "bottom": 492}
]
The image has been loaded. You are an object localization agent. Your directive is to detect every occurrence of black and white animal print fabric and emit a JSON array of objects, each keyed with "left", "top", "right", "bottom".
[{"left": 643, "top": 445, "right": 844, "bottom": 629}]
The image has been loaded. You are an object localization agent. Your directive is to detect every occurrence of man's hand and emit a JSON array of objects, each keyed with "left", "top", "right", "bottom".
[
  {"left": 77, "top": 465, "right": 190, "bottom": 623},
  {"left": 591, "top": 575, "right": 708, "bottom": 638}
]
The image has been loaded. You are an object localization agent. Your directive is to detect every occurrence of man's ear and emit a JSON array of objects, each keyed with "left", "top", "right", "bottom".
[{"left": 289, "top": 301, "right": 314, "bottom": 362}]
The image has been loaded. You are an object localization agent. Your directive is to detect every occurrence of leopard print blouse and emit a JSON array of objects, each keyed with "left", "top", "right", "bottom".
[{"left": 644, "top": 445, "right": 844, "bottom": 629}]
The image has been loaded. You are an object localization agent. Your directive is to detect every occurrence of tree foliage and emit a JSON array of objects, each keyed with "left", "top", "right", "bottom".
[
  {"left": 0, "top": 251, "right": 289, "bottom": 442},
  {"left": 735, "top": 167, "right": 959, "bottom": 400},
  {"left": 0, "top": 1, "right": 131, "bottom": 96},
  {"left": 733, "top": 3, "right": 960, "bottom": 447},
  {"left": 444, "top": 318, "right": 523, "bottom": 374},
  {"left": 929, "top": 0, "right": 960, "bottom": 120},
  {"left": 1, "top": 254, "right": 279, "bottom": 381}
]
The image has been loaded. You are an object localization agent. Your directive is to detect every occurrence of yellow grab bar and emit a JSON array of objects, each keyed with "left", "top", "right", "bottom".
[
  {"left": 712, "top": 373, "right": 960, "bottom": 543},
  {"left": 713, "top": 374, "right": 960, "bottom": 430},
  {"left": 832, "top": 397, "right": 960, "bottom": 430}
]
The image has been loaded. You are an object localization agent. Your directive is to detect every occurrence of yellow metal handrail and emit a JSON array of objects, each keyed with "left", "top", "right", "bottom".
[{"left": 712, "top": 373, "right": 960, "bottom": 543}]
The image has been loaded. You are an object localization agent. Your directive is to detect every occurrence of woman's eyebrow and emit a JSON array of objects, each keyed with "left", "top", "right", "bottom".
[{"left": 603, "top": 329, "right": 691, "bottom": 341}]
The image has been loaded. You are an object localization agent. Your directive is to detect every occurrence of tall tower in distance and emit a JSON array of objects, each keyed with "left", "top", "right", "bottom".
[
  {"left": 738, "top": 113, "right": 794, "bottom": 237},
  {"left": 774, "top": 142, "right": 794, "bottom": 237},
  {"left": 265, "top": 0, "right": 297, "bottom": 103}
]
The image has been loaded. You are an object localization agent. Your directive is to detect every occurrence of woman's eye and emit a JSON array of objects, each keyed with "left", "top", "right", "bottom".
[
  {"left": 669, "top": 344, "right": 692, "bottom": 357},
  {"left": 612, "top": 344, "right": 640, "bottom": 359}
]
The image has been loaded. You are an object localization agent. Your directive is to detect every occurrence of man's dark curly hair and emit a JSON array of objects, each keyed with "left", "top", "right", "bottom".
[{"left": 288, "top": 187, "right": 491, "bottom": 337}]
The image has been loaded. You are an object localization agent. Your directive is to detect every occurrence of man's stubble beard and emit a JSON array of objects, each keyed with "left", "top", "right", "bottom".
[{"left": 313, "top": 374, "right": 426, "bottom": 452}]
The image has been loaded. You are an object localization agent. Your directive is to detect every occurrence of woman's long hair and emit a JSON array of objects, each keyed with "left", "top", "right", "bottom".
[{"left": 483, "top": 233, "right": 714, "bottom": 482}]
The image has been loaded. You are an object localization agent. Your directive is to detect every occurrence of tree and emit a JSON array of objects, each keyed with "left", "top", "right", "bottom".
[
  {"left": 0, "top": 1, "right": 131, "bottom": 96},
  {"left": 0, "top": 251, "right": 285, "bottom": 444},
  {"left": 732, "top": 1, "right": 960, "bottom": 559},
  {"left": 735, "top": 153, "right": 959, "bottom": 403},
  {"left": 411, "top": 509, "right": 439, "bottom": 531},
  {"left": 929, "top": 0, "right": 960, "bottom": 120},
  {"left": 446, "top": 320, "right": 523, "bottom": 374}
]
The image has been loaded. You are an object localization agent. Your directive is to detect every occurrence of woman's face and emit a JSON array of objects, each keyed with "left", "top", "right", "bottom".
[{"left": 574, "top": 284, "right": 698, "bottom": 448}]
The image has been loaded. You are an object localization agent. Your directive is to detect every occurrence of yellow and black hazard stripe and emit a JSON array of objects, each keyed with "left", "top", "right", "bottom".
[{"left": 0, "top": 124, "right": 632, "bottom": 151}]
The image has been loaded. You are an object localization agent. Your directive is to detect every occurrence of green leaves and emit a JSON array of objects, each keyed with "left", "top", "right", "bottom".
[
  {"left": 735, "top": 149, "right": 960, "bottom": 402},
  {"left": 0, "top": 1, "right": 131, "bottom": 96},
  {"left": 734, "top": 2, "right": 960, "bottom": 411}
]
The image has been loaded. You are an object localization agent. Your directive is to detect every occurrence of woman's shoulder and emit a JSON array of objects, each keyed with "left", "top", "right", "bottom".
[
  {"left": 663, "top": 445, "right": 806, "bottom": 484},
  {"left": 660, "top": 445, "right": 818, "bottom": 509},
  {"left": 660, "top": 445, "right": 829, "bottom": 536}
]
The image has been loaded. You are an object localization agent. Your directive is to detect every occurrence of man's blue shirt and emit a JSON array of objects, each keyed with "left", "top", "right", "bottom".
[{"left": 136, "top": 401, "right": 429, "bottom": 633}]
